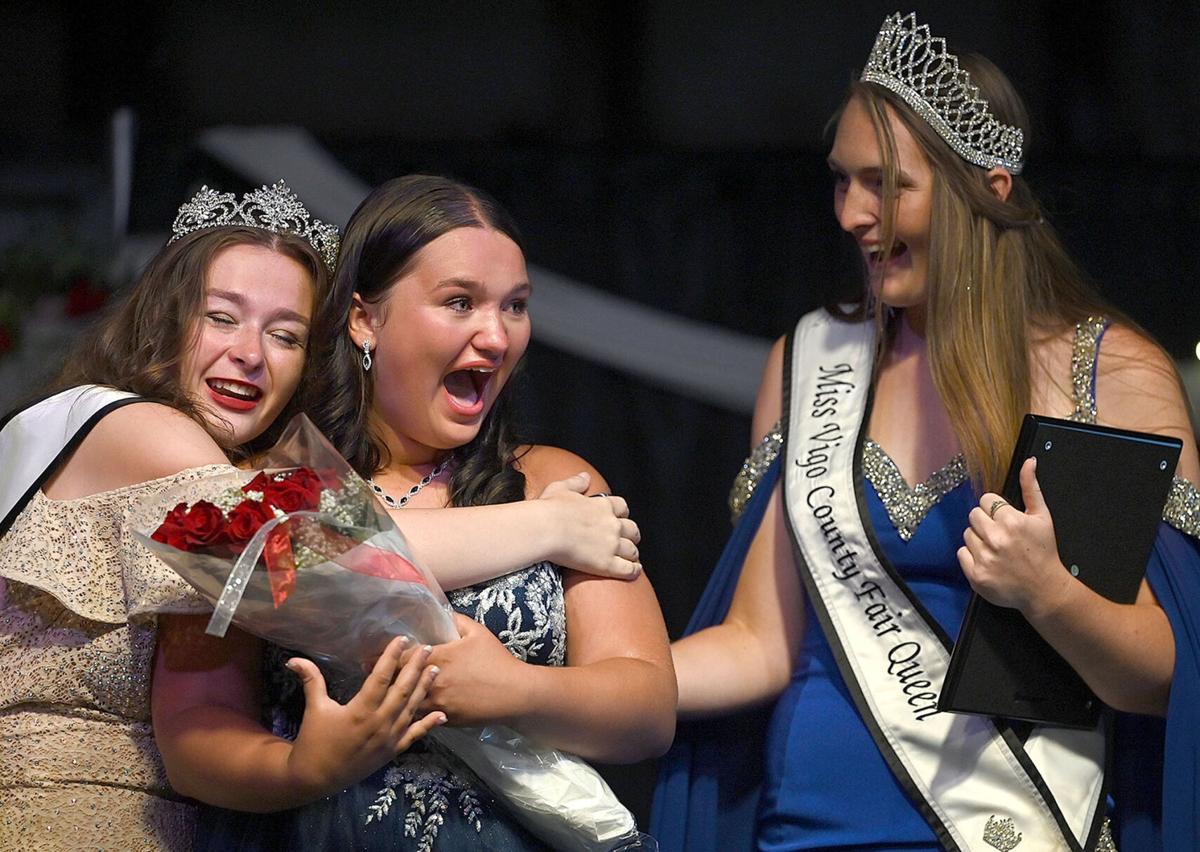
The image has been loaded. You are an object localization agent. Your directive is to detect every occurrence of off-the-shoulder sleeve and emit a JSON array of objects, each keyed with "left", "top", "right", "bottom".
[
  {"left": 1109, "top": 478, "right": 1200, "bottom": 847},
  {"left": 119, "top": 509, "right": 211, "bottom": 622},
  {"left": 0, "top": 464, "right": 237, "bottom": 624},
  {"left": 1111, "top": 514, "right": 1200, "bottom": 848},
  {"left": 120, "top": 464, "right": 250, "bottom": 621}
]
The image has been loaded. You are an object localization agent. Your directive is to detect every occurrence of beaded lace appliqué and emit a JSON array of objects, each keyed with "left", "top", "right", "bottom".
[
  {"left": 449, "top": 562, "right": 566, "bottom": 666},
  {"left": 367, "top": 760, "right": 486, "bottom": 852}
]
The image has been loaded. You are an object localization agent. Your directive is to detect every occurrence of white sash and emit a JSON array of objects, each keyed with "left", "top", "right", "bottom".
[
  {"left": 0, "top": 385, "right": 142, "bottom": 536},
  {"left": 782, "top": 311, "right": 1107, "bottom": 852}
]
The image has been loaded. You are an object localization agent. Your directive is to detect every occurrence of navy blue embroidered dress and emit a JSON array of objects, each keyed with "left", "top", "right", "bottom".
[{"left": 199, "top": 562, "right": 565, "bottom": 852}]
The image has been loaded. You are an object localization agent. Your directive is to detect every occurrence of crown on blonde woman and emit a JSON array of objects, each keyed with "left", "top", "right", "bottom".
[
  {"left": 170, "top": 180, "right": 341, "bottom": 271},
  {"left": 861, "top": 12, "right": 1025, "bottom": 174}
]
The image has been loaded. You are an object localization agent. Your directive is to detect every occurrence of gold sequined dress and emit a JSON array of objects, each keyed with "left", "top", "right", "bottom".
[{"left": 0, "top": 465, "right": 228, "bottom": 851}]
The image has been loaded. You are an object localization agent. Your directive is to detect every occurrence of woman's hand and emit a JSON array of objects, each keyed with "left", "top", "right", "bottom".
[
  {"left": 284, "top": 637, "right": 445, "bottom": 796},
  {"left": 958, "top": 456, "right": 1074, "bottom": 619},
  {"left": 537, "top": 472, "right": 642, "bottom": 579},
  {"left": 422, "top": 614, "right": 526, "bottom": 726}
]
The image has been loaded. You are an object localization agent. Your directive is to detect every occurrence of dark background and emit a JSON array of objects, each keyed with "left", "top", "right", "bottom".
[{"left": 4, "top": 0, "right": 1199, "bottom": 826}]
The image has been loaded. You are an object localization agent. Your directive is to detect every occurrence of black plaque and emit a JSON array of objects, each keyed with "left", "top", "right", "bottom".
[{"left": 938, "top": 415, "right": 1181, "bottom": 727}]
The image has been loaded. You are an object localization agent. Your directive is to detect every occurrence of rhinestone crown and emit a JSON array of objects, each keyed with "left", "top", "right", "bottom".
[
  {"left": 982, "top": 815, "right": 1022, "bottom": 851},
  {"left": 170, "top": 180, "right": 341, "bottom": 272},
  {"left": 861, "top": 12, "right": 1025, "bottom": 174}
]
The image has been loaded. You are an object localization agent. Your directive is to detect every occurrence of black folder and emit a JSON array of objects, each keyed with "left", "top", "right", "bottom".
[{"left": 938, "top": 414, "right": 1181, "bottom": 727}]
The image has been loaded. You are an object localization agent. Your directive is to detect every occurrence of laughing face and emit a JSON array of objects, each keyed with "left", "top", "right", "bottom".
[
  {"left": 352, "top": 226, "right": 531, "bottom": 464},
  {"left": 181, "top": 243, "right": 314, "bottom": 448},
  {"left": 829, "top": 94, "right": 935, "bottom": 321}
]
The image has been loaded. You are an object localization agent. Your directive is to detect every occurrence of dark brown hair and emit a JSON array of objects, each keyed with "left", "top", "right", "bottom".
[
  {"left": 307, "top": 174, "right": 527, "bottom": 506},
  {"left": 53, "top": 226, "right": 329, "bottom": 458}
]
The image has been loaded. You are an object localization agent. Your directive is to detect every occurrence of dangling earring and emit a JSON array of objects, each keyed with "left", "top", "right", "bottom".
[{"left": 362, "top": 339, "right": 373, "bottom": 372}]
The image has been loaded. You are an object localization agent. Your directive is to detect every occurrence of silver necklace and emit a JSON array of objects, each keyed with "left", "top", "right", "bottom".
[{"left": 368, "top": 460, "right": 450, "bottom": 509}]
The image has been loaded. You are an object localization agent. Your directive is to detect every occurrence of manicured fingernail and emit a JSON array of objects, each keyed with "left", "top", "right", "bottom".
[
  {"left": 428, "top": 665, "right": 440, "bottom": 678},
  {"left": 423, "top": 644, "right": 433, "bottom": 654},
  {"left": 436, "top": 713, "right": 448, "bottom": 725},
  {"left": 285, "top": 660, "right": 300, "bottom": 672}
]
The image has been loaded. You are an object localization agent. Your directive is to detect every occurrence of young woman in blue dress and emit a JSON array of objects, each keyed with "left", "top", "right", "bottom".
[{"left": 656, "top": 12, "right": 1200, "bottom": 851}]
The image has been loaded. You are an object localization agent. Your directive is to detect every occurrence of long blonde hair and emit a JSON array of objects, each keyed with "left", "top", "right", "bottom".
[{"left": 843, "top": 55, "right": 1129, "bottom": 491}]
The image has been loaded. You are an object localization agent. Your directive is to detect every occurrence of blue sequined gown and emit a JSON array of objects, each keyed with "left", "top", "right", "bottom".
[
  {"left": 753, "top": 320, "right": 1118, "bottom": 849},
  {"left": 653, "top": 318, "right": 1200, "bottom": 850}
]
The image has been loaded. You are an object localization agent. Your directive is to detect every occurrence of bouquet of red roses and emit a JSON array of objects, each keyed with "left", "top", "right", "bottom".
[
  {"left": 150, "top": 466, "right": 427, "bottom": 610},
  {"left": 133, "top": 415, "right": 637, "bottom": 852},
  {"left": 134, "top": 414, "right": 458, "bottom": 685}
]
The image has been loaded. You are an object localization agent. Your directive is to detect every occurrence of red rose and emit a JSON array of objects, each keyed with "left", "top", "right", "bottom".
[
  {"left": 151, "top": 502, "right": 193, "bottom": 550},
  {"left": 262, "top": 470, "right": 322, "bottom": 513},
  {"left": 288, "top": 467, "right": 324, "bottom": 504},
  {"left": 226, "top": 499, "right": 275, "bottom": 545},
  {"left": 242, "top": 472, "right": 273, "bottom": 495},
  {"left": 178, "top": 501, "right": 229, "bottom": 549}
]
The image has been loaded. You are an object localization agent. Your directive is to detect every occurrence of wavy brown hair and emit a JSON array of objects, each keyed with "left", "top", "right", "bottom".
[
  {"left": 307, "top": 174, "right": 527, "bottom": 506},
  {"left": 53, "top": 226, "right": 329, "bottom": 458},
  {"left": 837, "top": 55, "right": 1145, "bottom": 491}
]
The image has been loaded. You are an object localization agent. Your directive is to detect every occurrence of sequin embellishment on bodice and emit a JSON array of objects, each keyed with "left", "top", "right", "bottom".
[
  {"left": 861, "top": 441, "right": 967, "bottom": 541},
  {"left": 728, "top": 317, "right": 1147, "bottom": 542}
]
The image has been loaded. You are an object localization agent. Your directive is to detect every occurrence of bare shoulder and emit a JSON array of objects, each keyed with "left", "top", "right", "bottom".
[
  {"left": 48, "top": 402, "right": 228, "bottom": 498},
  {"left": 1095, "top": 324, "right": 1187, "bottom": 427},
  {"left": 750, "top": 336, "right": 787, "bottom": 447},
  {"left": 1095, "top": 323, "right": 1200, "bottom": 481},
  {"left": 514, "top": 444, "right": 609, "bottom": 496}
]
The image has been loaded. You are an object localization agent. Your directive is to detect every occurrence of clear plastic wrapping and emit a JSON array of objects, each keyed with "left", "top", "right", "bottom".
[{"left": 133, "top": 414, "right": 637, "bottom": 850}]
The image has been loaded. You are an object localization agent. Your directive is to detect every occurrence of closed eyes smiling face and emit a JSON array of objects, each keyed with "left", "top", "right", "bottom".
[{"left": 181, "top": 243, "right": 314, "bottom": 448}]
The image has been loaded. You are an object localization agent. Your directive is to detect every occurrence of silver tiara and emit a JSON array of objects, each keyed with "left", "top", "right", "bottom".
[
  {"left": 861, "top": 12, "right": 1024, "bottom": 174},
  {"left": 170, "top": 180, "right": 341, "bottom": 272}
]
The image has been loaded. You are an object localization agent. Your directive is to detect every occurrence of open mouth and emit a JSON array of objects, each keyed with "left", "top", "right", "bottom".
[
  {"left": 443, "top": 367, "right": 495, "bottom": 414},
  {"left": 866, "top": 242, "right": 909, "bottom": 267},
  {"left": 206, "top": 378, "right": 263, "bottom": 409}
]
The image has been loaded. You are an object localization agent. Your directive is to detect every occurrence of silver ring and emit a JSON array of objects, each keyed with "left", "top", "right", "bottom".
[
  {"left": 987, "top": 498, "right": 1010, "bottom": 520},
  {"left": 589, "top": 492, "right": 611, "bottom": 499}
]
